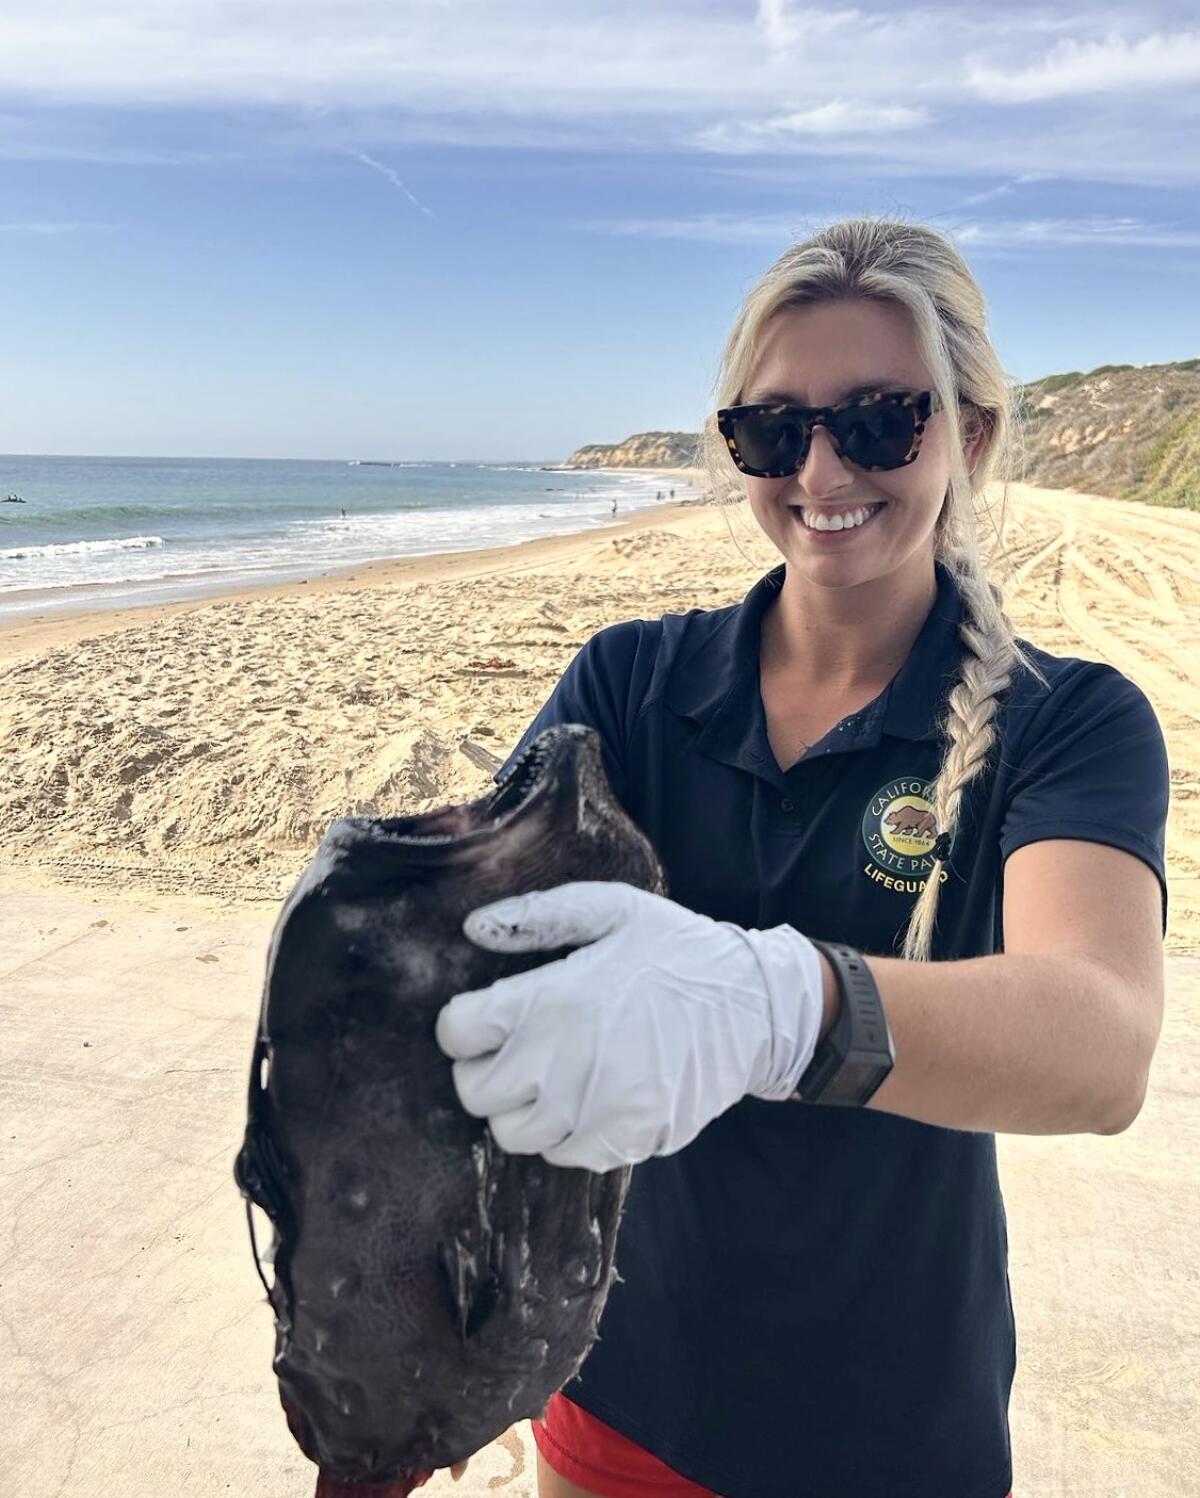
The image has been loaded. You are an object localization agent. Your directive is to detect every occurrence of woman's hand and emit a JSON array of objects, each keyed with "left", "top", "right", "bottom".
[{"left": 435, "top": 882, "right": 826, "bottom": 1172}]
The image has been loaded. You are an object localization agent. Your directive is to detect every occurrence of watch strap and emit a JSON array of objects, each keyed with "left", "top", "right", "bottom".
[{"left": 793, "top": 939, "right": 894, "bottom": 1106}]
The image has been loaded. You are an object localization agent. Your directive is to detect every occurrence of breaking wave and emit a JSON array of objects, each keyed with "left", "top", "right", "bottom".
[{"left": 0, "top": 535, "right": 166, "bottom": 561}]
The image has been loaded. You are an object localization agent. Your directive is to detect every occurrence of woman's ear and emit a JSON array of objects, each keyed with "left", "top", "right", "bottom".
[{"left": 961, "top": 405, "right": 990, "bottom": 477}]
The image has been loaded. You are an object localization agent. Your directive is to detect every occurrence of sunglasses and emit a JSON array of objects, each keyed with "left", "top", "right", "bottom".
[{"left": 716, "top": 389, "right": 941, "bottom": 478}]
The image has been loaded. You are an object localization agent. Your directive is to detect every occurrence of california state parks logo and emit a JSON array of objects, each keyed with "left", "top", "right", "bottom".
[{"left": 861, "top": 776, "right": 948, "bottom": 894}]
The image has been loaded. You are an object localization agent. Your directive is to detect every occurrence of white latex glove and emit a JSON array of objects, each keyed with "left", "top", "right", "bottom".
[{"left": 434, "top": 881, "right": 827, "bottom": 1172}]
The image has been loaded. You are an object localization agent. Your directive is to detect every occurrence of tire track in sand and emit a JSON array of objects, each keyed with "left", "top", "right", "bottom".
[{"left": 1001, "top": 485, "right": 1200, "bottom": 950}]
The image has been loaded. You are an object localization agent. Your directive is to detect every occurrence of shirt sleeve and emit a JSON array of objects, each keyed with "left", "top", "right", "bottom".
[
  {"left": 492, "top": 620, "right": 646, "bottom": 803},
  {"left": 999, "top": 664, "right": 1171, "bottom": 935}
]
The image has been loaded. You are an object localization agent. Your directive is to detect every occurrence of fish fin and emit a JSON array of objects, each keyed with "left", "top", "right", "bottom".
[
  {"left": 232, "top": 1035, "right": 298, "bottom": 1322},
  {"left": 437, "top": 1236, "right": 500, "bottom": 1343},
  {"left": 234, "top": 1120, "right": 289, "bottom": 1223},
  {"left": 234, "top": 1037, "right": 290, "bottom": 1219}
]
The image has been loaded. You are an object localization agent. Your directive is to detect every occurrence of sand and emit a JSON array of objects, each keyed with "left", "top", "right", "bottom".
[
  {"left": 2, "top": 478, "right": 1198, "bottom": 946},
  {"left": 1, "top": 477, "right": 1198, "bottom": 1495}
]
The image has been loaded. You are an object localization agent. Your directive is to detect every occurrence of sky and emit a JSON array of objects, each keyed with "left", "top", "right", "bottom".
[{"left": 1, "top": 1, "right": 1198, "bottom": 461}]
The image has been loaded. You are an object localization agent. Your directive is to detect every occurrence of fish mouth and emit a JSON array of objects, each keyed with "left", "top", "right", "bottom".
[
  {"left": 331, "top": 724, "right": 605, "bottom": 850},
  {"left": 482, "top": 721, "right": 590, "bottom": 822}
]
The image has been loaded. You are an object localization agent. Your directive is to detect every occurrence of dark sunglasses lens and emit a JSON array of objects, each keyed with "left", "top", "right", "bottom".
[
  {"left": 832, "top": 398, "right": 917, "bottom": 469},
  {"left": 730, "top": 410, "right": 808, "bottom": 475}
]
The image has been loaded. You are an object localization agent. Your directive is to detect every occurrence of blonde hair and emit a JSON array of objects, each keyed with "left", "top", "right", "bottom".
[{"left": 703, "top": 217, "right": 1049, "bottom": 962}]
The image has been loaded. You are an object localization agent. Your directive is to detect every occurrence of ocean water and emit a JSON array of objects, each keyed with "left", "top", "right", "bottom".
[{"left": 0, "top": 455, "right": 701, "bottom": 618}]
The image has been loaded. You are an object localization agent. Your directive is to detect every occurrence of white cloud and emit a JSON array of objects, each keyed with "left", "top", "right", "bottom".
[
  {"left": 0, "top": 3, "right": 1195, "bottom": 186},
  {"left": 754, "top": 0, "right": 862, "bottom": 51},
  {"left": 693, "top": 99, "right": 931, "bottom": 156},
  {"left": 0, "top": 3, "right": 754, "bottom": 112},
  {"left": 969, "top": 29, "right": 1200, "bottom": 102},
  {"left": 947, "top": 216, "right": 1200, "bottom": 248},
  {"left": 0, "top": 220, "right": 83, "bottom": 233},
  {"left": 345, "top": 151, "right": 437, "bottom": 220},
  {"left": 575, "top": 211, "right": 1200, "bottom": 251},
  {"left": 959, "top": 183, "right": 1014, "bottom": 207},
  {"left": 752, "top": 101, "right": 930, "bottom": 136},
  {"left": 956, "top": 171, "right": 1050, "bottom": 207},
  {"left": 573, "top": 212, "right": 819, "bottom": 244},
  {"left": 0, "top": 3, "right": 1193, "bottom": 122}
]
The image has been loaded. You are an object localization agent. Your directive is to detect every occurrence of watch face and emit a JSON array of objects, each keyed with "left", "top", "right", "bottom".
[
  {"left": 847, "top": 1038, "right": 896, "bottom": 1069},
  {"left": 831, "top": 1057, "right": 886, "bottom": 1099},
  {"left": 823, "top": 1047, "right": 894, "bottom": 1105}
]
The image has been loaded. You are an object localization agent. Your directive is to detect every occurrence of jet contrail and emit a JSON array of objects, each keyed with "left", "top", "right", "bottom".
[{"left": 346, "top": 150, "right": 438, "bottom": 220}]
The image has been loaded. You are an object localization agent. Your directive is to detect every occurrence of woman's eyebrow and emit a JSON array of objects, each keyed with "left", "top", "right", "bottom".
[{"left": 742, "top": 381, "right": 899, "bottom": 405}]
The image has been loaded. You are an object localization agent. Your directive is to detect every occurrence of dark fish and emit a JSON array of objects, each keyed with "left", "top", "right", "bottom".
[{"left": 233, "top": 724, "right": 665, "bottom": 1496}]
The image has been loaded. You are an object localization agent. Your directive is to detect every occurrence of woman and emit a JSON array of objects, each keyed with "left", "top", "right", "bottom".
[{"left": 435, "top": 219, "right": 1170, "bottom": 1498}]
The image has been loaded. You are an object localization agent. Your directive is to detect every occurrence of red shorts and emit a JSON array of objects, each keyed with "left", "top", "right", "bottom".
[
  {"left": 532, "top": 1391, "right": 1014, "bottom": 1498},
  {"left": 532, "top": 1392, "right": 717, "bottom": 1496}
]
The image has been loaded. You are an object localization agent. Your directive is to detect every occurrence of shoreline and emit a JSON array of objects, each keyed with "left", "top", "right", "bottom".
[{"left": 0, "top": 470, "right": 707, "bottom": 666}]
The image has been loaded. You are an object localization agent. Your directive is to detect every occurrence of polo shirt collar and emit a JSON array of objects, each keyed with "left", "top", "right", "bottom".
[{"left": 664, "top": 560, "right": 966, "bottom": 775}]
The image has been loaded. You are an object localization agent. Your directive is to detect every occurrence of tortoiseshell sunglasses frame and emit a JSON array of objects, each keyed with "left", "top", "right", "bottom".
[{"left": 716, "top": 388, "right": 942, "bottom": 478}]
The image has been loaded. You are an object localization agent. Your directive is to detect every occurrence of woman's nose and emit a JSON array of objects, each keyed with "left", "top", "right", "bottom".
[{"left": 799, "top": 423, "right": 854, "bottom": 498}]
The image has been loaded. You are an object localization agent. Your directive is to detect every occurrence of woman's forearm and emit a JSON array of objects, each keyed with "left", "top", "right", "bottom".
[{"left": 813, "top": 950, "right": 1157, "bottom": 1136}]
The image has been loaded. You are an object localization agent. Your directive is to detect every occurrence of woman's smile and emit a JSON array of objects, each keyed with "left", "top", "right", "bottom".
[{"left": 788, "top": 499, "right": 887, "bottom": 538}]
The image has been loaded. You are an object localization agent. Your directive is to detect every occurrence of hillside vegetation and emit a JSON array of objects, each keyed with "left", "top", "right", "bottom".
[{"left": 1017, "top": 359, "right": 1200, "bottom": 510}]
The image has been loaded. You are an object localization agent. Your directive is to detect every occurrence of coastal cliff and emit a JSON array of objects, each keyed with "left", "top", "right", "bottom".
[{"left": 560, "top": 431, "right": 702, "bottom": 470}]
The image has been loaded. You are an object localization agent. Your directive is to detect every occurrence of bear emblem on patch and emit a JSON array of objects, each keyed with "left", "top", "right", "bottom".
[
  {"left": 861, "top": 776, "right": 945, "bottom": 891},
  {"left": 884, "top": 803, "right": 937, "bottom": 841}
]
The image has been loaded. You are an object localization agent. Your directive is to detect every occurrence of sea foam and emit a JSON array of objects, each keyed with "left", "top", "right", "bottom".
[{"left": 0, "top": 535, "right": 166, "bottom": 561}]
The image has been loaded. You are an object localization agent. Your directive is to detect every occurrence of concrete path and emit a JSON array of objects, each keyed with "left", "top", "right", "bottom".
[{"left": 2, "top": 886, "right": 1196, "bottom": 1496}]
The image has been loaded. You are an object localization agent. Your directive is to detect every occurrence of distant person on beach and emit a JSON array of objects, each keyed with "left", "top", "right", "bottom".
[
  {"left": 610, "top": 498, "right": 617, "bottom": 516},
  {"left": 438, "top": 220, "right": 1169, "bottom": 1498},
  {"left": 655, "top": 489, "right": 662, "bottom": 500},
  {"left": 340, "top": 507, "right": 346, "bottom": 518},
  {"left": 669, "top": 487, "right": 675, "bottom": 498}
]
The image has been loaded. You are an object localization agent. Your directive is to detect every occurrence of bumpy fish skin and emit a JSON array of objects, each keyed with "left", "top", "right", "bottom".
[{"left": 234, "top": 725, "right": 664, "bottom": 1495}]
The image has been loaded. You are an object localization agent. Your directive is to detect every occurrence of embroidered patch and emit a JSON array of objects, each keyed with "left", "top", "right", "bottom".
[{"left": 861, "top": 776, "right": 947, "bottom": 894}]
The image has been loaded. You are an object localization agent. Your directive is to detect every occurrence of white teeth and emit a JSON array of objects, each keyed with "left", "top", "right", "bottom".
[{"left": 800, "top": 504, "right": 880, "bottom": 532}]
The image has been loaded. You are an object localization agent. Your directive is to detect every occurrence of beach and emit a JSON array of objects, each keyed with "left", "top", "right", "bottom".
[{"left": 2, "top": 477, "right": 1198, "bottom": 1495}]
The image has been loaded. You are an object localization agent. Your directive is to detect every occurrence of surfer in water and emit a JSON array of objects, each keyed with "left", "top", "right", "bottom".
[{"left": 438, "top": 219, "right": 1169, "bottom": 1498}]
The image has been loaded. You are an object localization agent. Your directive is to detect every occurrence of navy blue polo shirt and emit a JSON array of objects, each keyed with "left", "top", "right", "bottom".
[{"left": 493, "top": 559, "right": 1170, "bottom": 1498}]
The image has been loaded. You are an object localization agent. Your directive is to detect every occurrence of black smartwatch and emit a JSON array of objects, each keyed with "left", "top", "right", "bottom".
[{"left": 792, "top": 940, "right": 895, "bottom": 1106}]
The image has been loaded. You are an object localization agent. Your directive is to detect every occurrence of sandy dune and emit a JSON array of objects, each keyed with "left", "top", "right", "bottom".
[{"left": 1, "top": 480, "right": 1197, "bottom": 1496}]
